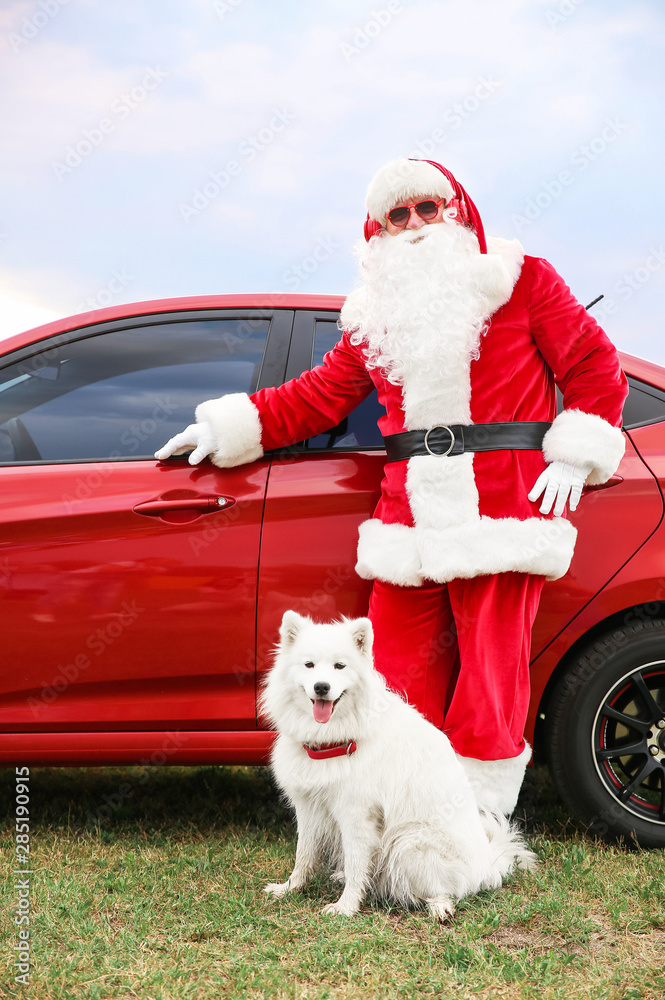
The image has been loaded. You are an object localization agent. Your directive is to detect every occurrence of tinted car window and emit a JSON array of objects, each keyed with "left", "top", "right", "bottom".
[
  {"left": 622, "top": 376, "right": 665, "bottom": 429},
  {"left": 305, "top": 321, "right": 384, "bottom": 449},
  {"left": 0, "top": 318, "right": 269, "bottom": 462}
]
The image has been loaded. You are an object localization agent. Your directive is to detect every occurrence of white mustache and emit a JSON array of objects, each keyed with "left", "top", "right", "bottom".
[{"left": 346, "top": 219, "right": 490, "bottom": 389}]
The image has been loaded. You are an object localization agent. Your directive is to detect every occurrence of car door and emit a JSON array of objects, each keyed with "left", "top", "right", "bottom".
[
  {"left": 530, "top": 372, "right": 665, "bottom": 660},
  {"left": 256, "top": 311, "right": 386, "bottom": 710},
  {"left": 0, "top": 308, "right": 292, "bottom": 733}
]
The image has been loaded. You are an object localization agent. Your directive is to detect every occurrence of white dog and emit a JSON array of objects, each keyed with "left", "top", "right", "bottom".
[{"left": 261, "top": 611, "right": 536, "bottom": 921}]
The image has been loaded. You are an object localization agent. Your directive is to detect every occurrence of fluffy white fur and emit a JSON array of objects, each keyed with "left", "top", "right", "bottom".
[
  {"left": 542, "top": 408, "right": 626, "bottom": 485},
  {"left": 355, "top": 513, "right": 577, "bottom": 584},
  {"left": 339, "top": 219, "right": 582, "bottom": 584},
  {"left": 456, "top": 745, "right": 533, "bottom": 816},
  {"left": 261, "top": 611, "right": 536, "bottom": 921},
  {"left": 355, "top": 519, "right": 424, "bottom": 587},
  {"left": 194, "top": 391, "right": 263, "bottom": 469},
  {"left": 365, "top": 158, "right": 455, "bottom": 226},
  {"left": 341, "top": 225, "right": 523, "bottom": 398}
]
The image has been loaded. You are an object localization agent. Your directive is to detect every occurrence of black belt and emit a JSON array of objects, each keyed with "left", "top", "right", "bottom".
[{"left": 382, "top": 421, "right": 551, "bottom": 462}]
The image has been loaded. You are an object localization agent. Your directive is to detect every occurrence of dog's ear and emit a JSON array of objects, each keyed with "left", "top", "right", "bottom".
[
  {"left": 279, "top": 609, "right": 307, "bottom": 646},
  {"left": 350, "top": 617, "right": 373, "bottom": 656}
]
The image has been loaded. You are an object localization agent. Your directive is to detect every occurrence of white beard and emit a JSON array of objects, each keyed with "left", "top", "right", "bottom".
[{"left": 341, "top": 219, "right": 522, "bottom": 428}]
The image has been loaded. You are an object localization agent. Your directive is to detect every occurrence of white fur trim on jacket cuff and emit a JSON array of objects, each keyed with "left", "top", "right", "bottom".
[
  {"left": 542, "top": 408, "right": 625, "bottom": 486},
  {"left": 194, "top": 392, "right": 263, "bottom": 469}
]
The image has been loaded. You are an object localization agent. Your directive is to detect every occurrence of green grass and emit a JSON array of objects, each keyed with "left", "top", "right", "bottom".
[{"left": 2, "top": 764, "right": 664, "bottom": 1000}]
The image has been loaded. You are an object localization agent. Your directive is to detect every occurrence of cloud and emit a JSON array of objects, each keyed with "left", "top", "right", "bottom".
[
  {"left": 0, "top": 0, "right": 663, "bottom": 363},
  {"left": 0, "top": 289, "right": 60, "bottom": 341}
]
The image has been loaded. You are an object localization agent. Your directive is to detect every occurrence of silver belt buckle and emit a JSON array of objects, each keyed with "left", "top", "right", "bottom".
[{"left": 424, "top": 425, "right": 455, "bottom": 457}]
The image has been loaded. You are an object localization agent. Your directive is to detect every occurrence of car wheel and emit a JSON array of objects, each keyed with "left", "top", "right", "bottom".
[{"left": 545, "top": 619, "right": 665, "bottom": 848}]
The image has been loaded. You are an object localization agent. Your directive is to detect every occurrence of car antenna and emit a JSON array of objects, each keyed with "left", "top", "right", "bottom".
[{"left": 585, "top": 294, "right": 604, "bottom": 310}]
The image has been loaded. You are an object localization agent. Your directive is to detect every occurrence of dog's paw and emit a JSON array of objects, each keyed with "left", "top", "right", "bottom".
[
  {"left": 321, "top": 900, "right": 358, "bottom": 917},
  {"left": 264, "top": 881, "right": 291, "bottom": 898},
  {"left": 330, "top": 869, "right": 345, "bottom": 884},
  {"left": 426, "top": 895, "right": 456, "bottom": 923}
]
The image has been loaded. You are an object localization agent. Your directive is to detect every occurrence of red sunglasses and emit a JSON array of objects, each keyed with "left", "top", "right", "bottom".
[{"left": 385, "top": 198, "right": 446, "bottom": 228}]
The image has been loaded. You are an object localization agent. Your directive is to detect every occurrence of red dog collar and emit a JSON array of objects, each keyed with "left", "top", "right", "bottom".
[{"left": 303, "top": 740, "right": 357, "bottom": 760}]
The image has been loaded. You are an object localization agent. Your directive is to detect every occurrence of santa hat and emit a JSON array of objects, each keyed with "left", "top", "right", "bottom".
[{"left": 363, "top": 157, "right": 487, "bottom": 253}]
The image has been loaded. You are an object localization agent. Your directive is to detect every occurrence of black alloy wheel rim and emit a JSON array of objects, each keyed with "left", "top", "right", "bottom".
[{"left": 592, "top": 661, "right": 665, "bottom": 825}]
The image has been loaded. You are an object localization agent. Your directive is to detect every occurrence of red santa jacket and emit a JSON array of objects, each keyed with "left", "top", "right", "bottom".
[{"left": 195, "top": 239, "right": 627, "bottom": 586}]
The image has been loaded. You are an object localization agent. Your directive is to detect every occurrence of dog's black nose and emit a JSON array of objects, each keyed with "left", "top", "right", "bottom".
[{"left": 314, "top": 682, "right": 330, "bottom": 698}]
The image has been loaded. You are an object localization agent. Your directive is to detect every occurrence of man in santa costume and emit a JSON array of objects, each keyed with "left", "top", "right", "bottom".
[{"left": 156, "top": 158, "right": 628, "bottom": 817}]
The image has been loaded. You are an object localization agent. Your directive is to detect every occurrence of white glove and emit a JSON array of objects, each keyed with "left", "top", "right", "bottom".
[
  {"left": 528, "top": 461, "right": 588, "bottom": 516},
  {"left": 154, "top": 421, "right": 216, "bottom": 465}
]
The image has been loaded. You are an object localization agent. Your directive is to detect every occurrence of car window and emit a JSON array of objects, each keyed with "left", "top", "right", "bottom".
[
  {"left": 0, "top": 318, "right": 270, "bottom": 462},
  {"left": 304, "top": 321, "right": 385, "bottom": 450},
  {"left": 621, "top": 376, "right": 665, "bottom": 430}
]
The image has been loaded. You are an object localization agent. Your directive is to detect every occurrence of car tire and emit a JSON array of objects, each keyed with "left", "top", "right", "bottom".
[{"left": 545, "top": 619, "right": 665, "bottom": 848}]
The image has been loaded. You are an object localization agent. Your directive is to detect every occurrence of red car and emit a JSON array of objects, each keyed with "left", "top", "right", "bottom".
[{"left": 1, "top": 294, "right": 664, "bottom": 846}]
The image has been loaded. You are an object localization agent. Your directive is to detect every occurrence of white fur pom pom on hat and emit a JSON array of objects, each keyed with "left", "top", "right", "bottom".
[{"left": 366, "top": 158, "right": 455, "bottom": 226}]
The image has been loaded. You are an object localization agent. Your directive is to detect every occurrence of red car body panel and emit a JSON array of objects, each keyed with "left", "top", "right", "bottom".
[
  {"left": 1, "top": 730, "right": 275, "bottom": 766},
  {"left": 0, "top": 295, "right": 663, "bottom": 766},
  {"left": 0, "top": 460, "right": 269, "bottom": 731},
  {"left": 255, "top": 452, "right": 385, "bottom": 723},
  {"left": 527, "top": 420, "right": 665, "bottom": 743},
  {"left": 530, "top": 436, "right": 661, "bottom": 658}
]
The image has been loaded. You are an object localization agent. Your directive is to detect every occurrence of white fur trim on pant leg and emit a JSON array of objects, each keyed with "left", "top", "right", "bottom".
[
  {"left": 542, "top": 408, "right": 625, "bottom": 486},
  {"left": 195, "top": 392, "right": 263, "bottom": 469},
  {"left": 456, "top": 744, "right": 532, "bottom": 816},
  {"left": 355, "top": 519, "right": 424, "bottom": 587}
]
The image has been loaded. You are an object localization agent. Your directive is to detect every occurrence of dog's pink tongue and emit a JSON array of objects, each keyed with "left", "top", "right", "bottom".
[{"left": 313, "top": 699, "right": 334, "bottom": 724}]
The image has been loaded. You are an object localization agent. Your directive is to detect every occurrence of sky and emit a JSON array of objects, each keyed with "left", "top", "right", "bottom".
[{"left": 1, "top": 0, "right": 664, "bottom": 362}]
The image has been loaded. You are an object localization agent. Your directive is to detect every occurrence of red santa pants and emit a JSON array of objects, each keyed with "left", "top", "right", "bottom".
[{"left": 367, "top": 572, "right": 546, "bottom": 761}]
